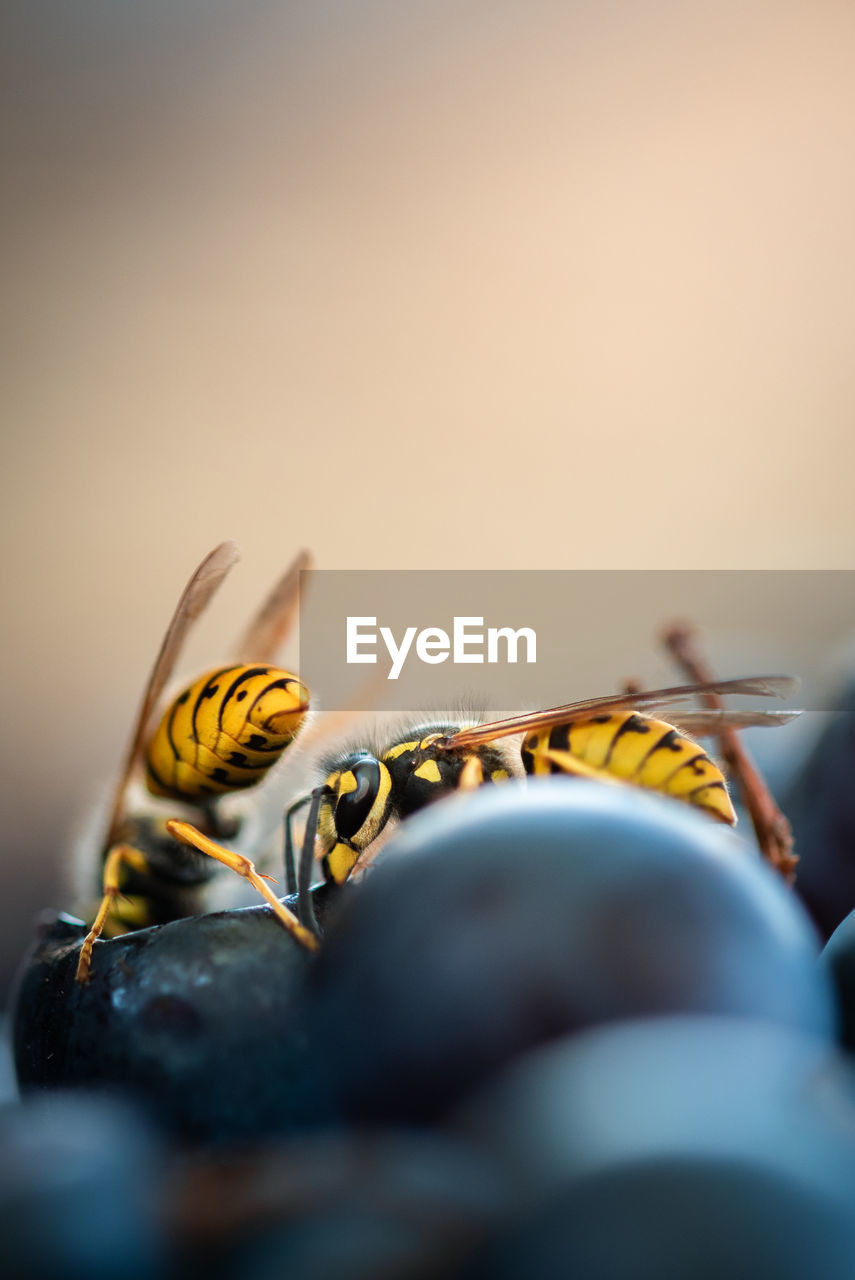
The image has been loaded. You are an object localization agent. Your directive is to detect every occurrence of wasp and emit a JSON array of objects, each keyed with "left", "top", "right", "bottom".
[
  {"left": 171, "top": 671, "right": 800, "bottom": 942},
  {"left": 75, "top": 542, "right": 317, "bottom": 982}
]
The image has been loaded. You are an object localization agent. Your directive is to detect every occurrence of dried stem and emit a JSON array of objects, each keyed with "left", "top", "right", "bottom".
[{"left": 663, "top": 622, "right": 798, "bottom": 884}]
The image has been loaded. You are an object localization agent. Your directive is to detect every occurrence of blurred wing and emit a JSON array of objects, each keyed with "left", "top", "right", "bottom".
[
  {"left": 439, "top": 675, "right": 800, "bottom": 750},
  {"left": 233, "top": 549, "right": 312, "bottom": 664},
  {"left": 668, "top": 709, "right": 802, "bottom": 734},
  {"left": 105, "top": 540, "right": 240, "bottom": 843}
]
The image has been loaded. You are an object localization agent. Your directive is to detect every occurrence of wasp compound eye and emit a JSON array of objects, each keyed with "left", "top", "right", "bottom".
[{"left": 335, "top": 758, "right": 383, "bottom": 841}]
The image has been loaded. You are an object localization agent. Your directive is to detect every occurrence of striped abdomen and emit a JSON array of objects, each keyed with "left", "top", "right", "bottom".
[
  {"left": 146, "top": 665, "right": 310, "bottom": 802},
  {"left": 521, "top": 712, "right": 735, "bottom": 824}
]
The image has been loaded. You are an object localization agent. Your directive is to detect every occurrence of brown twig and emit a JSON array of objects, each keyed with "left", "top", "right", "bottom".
[{"left": 663, "top": 622, "right": 798, "bottom": 885}]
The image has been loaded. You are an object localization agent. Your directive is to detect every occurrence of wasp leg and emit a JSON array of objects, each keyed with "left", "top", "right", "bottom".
[
  {"left": 284, "top": 793, "right": 313, "bottom": 896},
  {"left": 76, "top": 845, "right": 150, "bottom": 983},
  {"left": 459, "top": 756, "right": 485, "bottom": 790},
  {"left": 166, "top": 821, "right": 319, "bottom": 952},
  {"left": 533, "top": 750, "right": 627, "bottom": 786}
]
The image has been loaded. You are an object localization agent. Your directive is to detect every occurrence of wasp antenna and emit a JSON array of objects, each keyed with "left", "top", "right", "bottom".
[
  {"left": 296, "top": 787, "right": 331, "bottom": 938},
  {"left": 284, "top": 793, "right": 314, "bottom": 896}
]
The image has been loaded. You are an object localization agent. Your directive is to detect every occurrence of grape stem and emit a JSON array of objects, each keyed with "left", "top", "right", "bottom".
[{"left": 663, "top": 622, "right": 798, "bottom": 885}]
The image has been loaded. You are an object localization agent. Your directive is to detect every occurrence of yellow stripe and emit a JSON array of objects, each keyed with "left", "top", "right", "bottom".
[
  {"left": 570, "top": 716, "right": 624, "bottom": 762},
  {"left": 568, "top": 718, "right": 617, "bottom": 766},
  {"left": 688, "top": 785, "right": 736, "bottom": 824},
  {"left": 383, "top": 740, "right": 419, "bottom": 762},
  {"left": 661, "top": 755, "right": 723, "bottom": 799},
  {"left": 327, "top": 841, "right": 359, "bottom": 884},
  {"left": 634, "top": 725, "right": 699, "bottom": 789},
  {"left": 338, "top": 771, "right": 358, "bottom": 795}
]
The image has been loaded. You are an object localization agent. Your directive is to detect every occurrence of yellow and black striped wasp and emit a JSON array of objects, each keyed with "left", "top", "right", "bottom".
[
  {"left": 75, "top": 542, "right": 317, "bottom": 981},
  {"left": 171, "top": 670, "right": 800, "bottom": 942}
]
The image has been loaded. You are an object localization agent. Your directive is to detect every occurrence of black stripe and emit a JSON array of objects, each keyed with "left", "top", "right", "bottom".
[
  {"left": 687, "top": 780, "right": 726, "bottom": 798},
  {"left": 145, "top": 757, "right": 172, "bottom": 793},
  {"left": 635, "top": 726, "right": 684, "bottom": 773},
  {"left": 659, "top": 749, "right": 711, "bottom": 788},
  {"left": 165, "top": 689, "right": 188, "bottom": 764},
  {"left": 243, "top": 732, "right": 284, "bottom": 753},
  {"left": 189, "top": 666, "right": 235, "bottom": 757},
  {"left": 216, "top": 667, "right": 270, "bottom": 733},
  {"left": 244, "top": 675, "right": 294, "bottom": 734},
  {"left": 164, "top": 668, "right": 233, "bottom": 771},
  {"left": 225, "top": 751, "right": 271, "bottom": 770},
  {"left": 603, "top": 713, "right": 652, "bottom": 767}
]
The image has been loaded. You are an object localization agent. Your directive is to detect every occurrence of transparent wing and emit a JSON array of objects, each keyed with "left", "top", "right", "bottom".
[
  {"left": 438, "top": 675, "right": 800, "bottom": 750},
  {"left": 668, "top": 708, "right": 802, "bottom": 734},
  {"left": 233, "top": 549, "right": 312, "bottom": 664},
  {"left": 105, "top": 540, "right": 240, "bottom": 843}
]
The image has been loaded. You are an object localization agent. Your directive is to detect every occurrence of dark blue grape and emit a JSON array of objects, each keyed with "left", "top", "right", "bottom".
[
  {"left": 457, "top": 1015, "right": 855, "bottom": 1194},
  {"left": 821, "top": 906, "right": 855, "bottom": 1052},
  {"left": 455, "top": 1016, "right": 855, "bottom": 1280},
  {"left": 784, "top": 686, "right": 855, "bottom": 939},
  {"left": 464, "top": 1158, "right": 855, "bottom": 1280},
  {"left": 304, "top": 780, "right": 834, "bottom": 1125},
  {"left": 0, "top": 1091, "right": 166, "bottom": 1280},
  {"left": 13, "top": 891, "right": 337, "bottom": 1144},
  {"left": 183, "top": 1130, "right": 509, "bottom": 1280}
]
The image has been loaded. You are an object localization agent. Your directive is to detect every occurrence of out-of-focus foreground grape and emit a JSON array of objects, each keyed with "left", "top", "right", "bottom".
[{"left": 7, "top": 778, "right": 855, "bottom": 1277}]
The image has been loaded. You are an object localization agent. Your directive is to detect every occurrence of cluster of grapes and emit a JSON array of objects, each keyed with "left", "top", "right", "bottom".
[{"left": 7, "top": 724, "right": 855, "bottom": 1278}]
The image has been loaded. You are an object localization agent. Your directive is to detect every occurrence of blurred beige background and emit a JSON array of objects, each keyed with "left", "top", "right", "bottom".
[{"left": 2, "top": 0, "right": 855, "bottom": 1002}]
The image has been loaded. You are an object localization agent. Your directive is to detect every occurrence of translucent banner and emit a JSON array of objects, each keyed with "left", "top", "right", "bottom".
[{"left": 298, "top": 571, "right": 855, "bottom": 714}]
